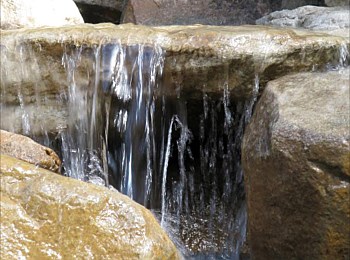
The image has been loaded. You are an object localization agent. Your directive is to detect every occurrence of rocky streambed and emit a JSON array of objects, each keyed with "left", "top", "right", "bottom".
[{"left": 1, "top": 1, "right": 349, "bottom": 259}]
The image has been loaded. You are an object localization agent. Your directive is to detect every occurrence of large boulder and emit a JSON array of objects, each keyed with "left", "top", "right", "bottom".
[
  {"left": 0, "top": 153, "right": 180, "bottom": 259},
  {"left": 0, "top": 130, "right": 61, "bottom": 173},
  {"left": 121, "top": 0, "right": 325, "bottom": 26},
  {"left": 121, "top": 0, "right": 271, "bottom": 25},
  {"left": 0, "top": 0, "right": 84, "bottom": 30},
  {"left": 242, "top": 68, "right": 350, "bottom": 259},
  {"left": 0, "top": 23, "right": 348, "bottom": 135},
  {"left": 256, "top": 5, "right": 350, "bottom": 37}
]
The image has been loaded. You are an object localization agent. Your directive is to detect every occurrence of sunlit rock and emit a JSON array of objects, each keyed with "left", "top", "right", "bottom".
[
  {"left": 242, "top": 67, "right": 350, "bottom": 259},
  {"left": 0, "top": 0, "right": 84, "bottom": 30},
  {"left": 0, "top": 23, "right": 348, "bottom": 135},
  {"left": 0, "top": 129, "right": 61, "bottom": 173},
  {"left": 256, "top": 5, "right": 350, "bottom": 37},
  {"left": 0, "top": 154, "right": 180, "bottom": 259}
]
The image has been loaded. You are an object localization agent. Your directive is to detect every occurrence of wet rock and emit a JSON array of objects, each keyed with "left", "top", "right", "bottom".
[
  {"left": 0, "top": 0, "right": 84, "bottom": 30},
  {"left": 0, "top": 130, "right": 61, "bottom": 173},
  {"left": 256, "top": 6, "right": 350, "bottom": 37},
  {"left": 0, "top": 23, "right": 348, "bottom": 134},
  {"left": 74, "top": 0, "right": 124, "bottom": 23},
  {"left": 242, "top": 68, "right": 350, "bottom": 259},
  {"left": 0, "top": 153, "right": 180, "bottom": 259},
  {"left": 325, "top": 0, "right": 349, "bottom": 6}
]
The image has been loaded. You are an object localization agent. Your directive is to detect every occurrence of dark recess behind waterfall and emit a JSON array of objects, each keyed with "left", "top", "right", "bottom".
[{"left": 74, "top": 0, "right": 326, "bottom": 25}]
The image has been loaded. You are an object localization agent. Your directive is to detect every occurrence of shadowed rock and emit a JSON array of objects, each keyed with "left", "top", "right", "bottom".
[{"left": 242, "top": 67, "right": 350, "bottom": 259}]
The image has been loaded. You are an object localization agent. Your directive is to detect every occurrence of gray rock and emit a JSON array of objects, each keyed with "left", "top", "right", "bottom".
[
  {"left": 121, "top": 0, "right": 324, "bottom": 26},
  {"left": 0, "top": 0, "right": 84, "bottom": 30},
  {"left": 121, "top": 0, "right": 272, "bottom": 25},
  {"left": 242, "top": 67, "right": 350, "bottom": 259},
  {"left": 281, "top": 0, "right": 326, "bottom": 10},
  {"left": 257, "top": 6, "right": 349, "bottom": 31},
  {"left": 325, "top": 0, "right": 349, "bottom": 6}
]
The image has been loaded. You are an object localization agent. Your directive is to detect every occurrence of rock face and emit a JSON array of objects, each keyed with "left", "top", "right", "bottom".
[
  {"left": 121, "top": 0, "right": 326, "bottom": 26},
  {"left": 121, "top": 0, "right": 272, "bottom": 25},
  {"left": 257, "top": 6, "right": 350, "bottom": 32},
  {"left": 281, "top": 0, "right": 326, "bottom": 9},
  {"left": 325, "top": 0, "right": 349, "bottom": 6},
  {"left": 74, "top": 0, "right": 124, "bottom": 23},
  {"left": 0, "top": 130, "right": 61, "bottom": 173},
  {"left": 0, "top": 154, "right": 180, "bottom": 259},
  {"left": 0, "top": 0, "right": 84, "bottom": 30},
  {"left": 1, "top": 23, "right": 348, "bottom": 135},
  {"left": 242, "top": 68, "right": 350, "bottom": 259}
]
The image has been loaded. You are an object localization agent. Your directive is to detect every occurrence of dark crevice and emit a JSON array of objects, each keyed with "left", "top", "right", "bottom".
[
  {"left": 308, "top": 159, "right": 350, "bottom": 183},
  {"left": 76, "top": 3, "right": 122, "bottom": 24}
]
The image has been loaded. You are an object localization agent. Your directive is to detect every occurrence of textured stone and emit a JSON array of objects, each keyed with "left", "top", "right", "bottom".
[
  {"left": 121, "top": 0, "right": 271, "bottom": 25},
  {"left": 121, "top": 0, "right": 325, "bottom": 26},
  {"left": 0, "top": 24, "right": 348, "bottom": 135},
  {"left": 256, "top": 5, "right": 350, "bottom": 37},
  {"left": 0, "top": 130, "right": 61, "bottom": 173},
  {"left": 242, "top": 68, "right": 350, "bottom": 259},
  {"left": 0, "top": 0, "right": 84, "bottom": 30},
  {"left": 325, "top": 0, "right": 349, "bottom": 6},
  {"left": 281, "top": 0, "right": 326, "bottom": 9},
  {"left": 0, "top": 154, "right": 180, "bottom": 259}
]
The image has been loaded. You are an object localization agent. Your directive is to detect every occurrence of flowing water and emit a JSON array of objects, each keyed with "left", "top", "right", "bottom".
[{"left": 2, "top": 39, "right": 347, "bottom": 259}]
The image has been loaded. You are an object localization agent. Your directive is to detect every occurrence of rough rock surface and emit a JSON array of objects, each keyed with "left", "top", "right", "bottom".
[
  {"left": 0, "top": 154, "right": 180, "bottom": 259},
  {"left": 0, "top": 0, "right": 84, "bottom": 30},
  {"left": 0, "top": 130, "right": 61, "bottom": 172},
  {"left": 256, "top": 6, "right": 350, "bottom": 37},
  {"left": 325, "top": 0, "right": 349, "bottom": 6},
  {"left": 281, "top": 0, "right": 326, "bottom": 9},
  {"left": 1, "top": 23, "right": 348, "bottom": 135},
  {"left": 121, "top": 0, "right": 325, "bottom": 26},
  {"left": 242, "top": 68, "right": 350, "bottom": 259},
  {"left": 121, "top": 0, "right": 272, "bottom": 25}
]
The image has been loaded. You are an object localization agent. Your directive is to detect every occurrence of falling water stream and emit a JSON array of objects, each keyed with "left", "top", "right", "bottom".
[{"left": 2, "top": 39, "right": 347, "bottom": 259}]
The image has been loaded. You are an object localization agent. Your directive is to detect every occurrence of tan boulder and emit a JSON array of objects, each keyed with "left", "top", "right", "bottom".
[
  {"left": 1, "top": 23, "right": 348, "bottom": 135},
  {"left": 242, "top": 68, "right": 350, "bottom": 259},
  {"left": 0, "top": 129, "right": 61, "bottom": 173},
  {"left": 0, "top": 153, "right": 180, "bottom": 259}
]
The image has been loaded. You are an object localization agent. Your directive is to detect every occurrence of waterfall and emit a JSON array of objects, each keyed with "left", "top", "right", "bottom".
[{"left": 0, "top": 40, "right": 265, "bottom": 259}]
